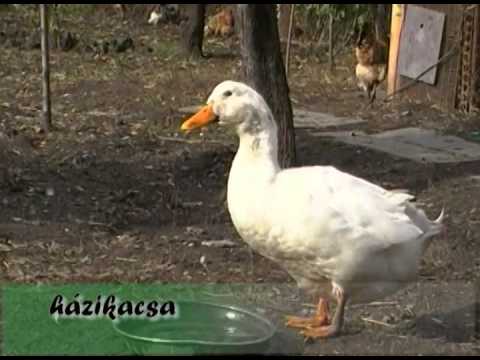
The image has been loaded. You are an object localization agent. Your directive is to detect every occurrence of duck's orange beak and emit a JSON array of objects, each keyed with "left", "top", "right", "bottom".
[{"left": 180, "top": 104, "right": 217, "bottom": 131}]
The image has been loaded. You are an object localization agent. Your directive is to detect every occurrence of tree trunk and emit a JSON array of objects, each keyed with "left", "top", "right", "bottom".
[
  {"left": 238, "top": 4, "right": 296, "bottom": 168},
  {"left": 40, "top": 4, "right": 51, "bottom": 132},
  {"left": 371, "top": 4, "right": 390, "bottom": 46},
  {"left": 181, "top": 4, "right": 205, "bottom": 59}
]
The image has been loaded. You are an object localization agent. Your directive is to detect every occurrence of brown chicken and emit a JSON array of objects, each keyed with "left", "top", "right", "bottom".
[
  {"left": 205, "top": 8, "right": 235, "bottom": 37},
  {"left": 355, "top": 31, "right": 388, "bottom": 105}
]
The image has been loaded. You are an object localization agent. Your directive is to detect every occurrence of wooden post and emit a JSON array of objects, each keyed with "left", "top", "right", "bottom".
[
  {"left": 285, "top": 4, "right": 295, "bottom": 78},
  {"left": 278, "top": 4, "right": 292, "bottom": 42},
  {"left": 40, "top": 4, "right": 51, "bottom": 132},
  {"left": 470, "top": 5, "right": 480, "bottom": 112},
  {"left": 328, "top": 13, "right": 334, "bottom": 71},
  {"left": 387, "top": 4, "right": 405, "bottom": 96}
]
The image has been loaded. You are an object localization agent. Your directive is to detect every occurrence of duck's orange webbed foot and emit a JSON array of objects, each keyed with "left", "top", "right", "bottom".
[
  {"left": 287, "top": 283, "right": 348, "bottom": 341},
  {"left": 285, "top": 298, "right": 330, "bottom": 329},
  {"left": 301, "top": 323, "right": 341, "bottom": 340}
]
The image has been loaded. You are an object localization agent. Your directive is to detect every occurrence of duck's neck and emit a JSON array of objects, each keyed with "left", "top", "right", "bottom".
[
  {"left": 233, "top": 126, "right": 281, "bottom": 180},
  {"left": 227, "top": 126, "right": 280, "bottom": 229},
  {"left": 226, "top": 107, "right": 281, "bottom": 233}
]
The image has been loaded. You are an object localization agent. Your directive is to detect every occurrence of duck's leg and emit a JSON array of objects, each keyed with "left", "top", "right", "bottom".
[
  {"left": 285, "top": 298, "right": 330, "bottom": 329},
  {"left": 362, "top": 84, "right": 375, "bottom": 110},
  {"left": 301, "top": 283, "right": 347, "bottom": 339},
  {"left": 369, "top": 84, "right": 377, "bottom": 104}
]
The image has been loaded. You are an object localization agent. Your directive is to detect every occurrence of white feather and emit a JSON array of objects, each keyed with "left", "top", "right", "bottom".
[{"left": 206, "top": 81, "right": 446, "bottom": 304}]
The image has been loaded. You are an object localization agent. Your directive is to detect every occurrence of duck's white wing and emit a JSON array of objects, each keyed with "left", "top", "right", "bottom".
[{"left": 270, "top": 165, "right": 440, "bottom": 254}]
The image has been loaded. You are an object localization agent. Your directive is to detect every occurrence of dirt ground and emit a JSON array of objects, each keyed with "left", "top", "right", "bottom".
[{"left": 0, "top": 6, "right": 479, "bottom": 355}]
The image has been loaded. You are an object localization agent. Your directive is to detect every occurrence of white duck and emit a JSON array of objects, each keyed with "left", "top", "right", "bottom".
[{"left": 180, "top": 81, "right": 445, "bottom": 339}]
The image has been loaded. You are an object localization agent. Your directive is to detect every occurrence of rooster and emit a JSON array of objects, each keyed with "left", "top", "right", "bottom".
[
  {"left": 355, "top": 28, "right": 388, "bottom": 105},
  {"left": 204, "top": 8, "right": 234, "bottom": 37}
]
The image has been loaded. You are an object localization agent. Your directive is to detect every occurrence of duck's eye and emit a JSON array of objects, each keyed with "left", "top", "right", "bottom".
[{"left": 223, "top": 90, "right": 233, "bottom": 97}]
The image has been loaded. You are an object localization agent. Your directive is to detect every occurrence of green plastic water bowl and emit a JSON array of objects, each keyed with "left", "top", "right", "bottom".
[
  {"left": 468, "top": 131, "right": 480, "bottom": 143},
  {"left": 112, "top": 300, "right": 277, "bottom": 355}
]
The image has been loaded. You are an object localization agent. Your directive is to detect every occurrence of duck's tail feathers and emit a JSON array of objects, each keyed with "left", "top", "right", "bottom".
[
  {"left": 421, "top": 207, "right": 446, "bottom": 252},
  {"left": 434, "top": 207, "right": 445, "bottom": 224},
  {"left": 425, "top": 207, "right": 445, "bottom": 237}
]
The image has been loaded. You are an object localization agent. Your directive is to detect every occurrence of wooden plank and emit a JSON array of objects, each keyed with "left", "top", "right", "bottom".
[
  {"left": 40, "top": 4, "right": 51, "bottom": 132},
  {"left": 470, "top": 5, "right": 480, "bottom": 110},
  {"left": 387, "top": 4, "right": 405, "bottom": 95},
  {"left": 398, "top": 5, "right": 446, "bottom": 85}
]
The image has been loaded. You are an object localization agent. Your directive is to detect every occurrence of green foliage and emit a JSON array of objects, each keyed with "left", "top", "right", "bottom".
[
  {"left": 301, "top": 4, "right": 372, "bottom": 22},
  {"left": 54, "top": 4, "right": 97, "bottom": 19},
  {"left": 297, "top": 4, "right": 373, "bottom": 38}
]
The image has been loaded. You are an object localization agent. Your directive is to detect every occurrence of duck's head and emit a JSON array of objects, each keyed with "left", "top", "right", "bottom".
[{"left": 180, "top": 80, "right": 275, "bottom": 136}]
